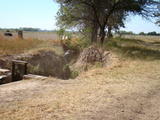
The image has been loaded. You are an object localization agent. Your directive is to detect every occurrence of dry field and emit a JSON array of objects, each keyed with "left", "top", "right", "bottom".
[
  {"left": 122, "top": 35, "right": 160, "bottom": 42},
  {"left": 0, "top": 32, "right": 61, "bottom": 56},
  {"left": 0, "top": 34, "right": 160, "bottom": 120},
  {"left": 23, "top": 32, "right": 58, "bottom": 40},
  {"left": 0, "top": 57, "right": 160, "bottom": 120},
  {"left": 0, "top": 31, "right": 58, "bottom": 40}
]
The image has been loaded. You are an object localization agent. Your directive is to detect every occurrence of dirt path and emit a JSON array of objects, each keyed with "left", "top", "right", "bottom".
[
  {"left": 0, "top": 60, "right": 160, "bottom": 120},
  {"left": 92, "top": 80, "right": 160, "bottom": 120}
]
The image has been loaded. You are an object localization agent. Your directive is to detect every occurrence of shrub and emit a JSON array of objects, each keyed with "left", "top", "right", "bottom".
[{"left": 70, "top": 70, "right": 79, "bottom": 79}]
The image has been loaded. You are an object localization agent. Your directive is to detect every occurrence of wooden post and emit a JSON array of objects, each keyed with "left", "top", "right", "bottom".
[
  {"left": 12, "top": 61, "right": 15, "bottom": 81},
  {"left": 24, "top": 62, "right": 28, "bottom": 75},
  {"left": 18, "top": 30, "right": 23, "bottom": 39},
  {"left": 12, "top": 60, "right": 28, "bottom": 81}
]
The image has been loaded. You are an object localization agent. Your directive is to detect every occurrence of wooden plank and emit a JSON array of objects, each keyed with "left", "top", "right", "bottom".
[
  {"left": 0, "top": 75, "right": 7, "bottom": 80},
  {"left": 12, "top": 60, "right": 28, "bottom": 64},
  {"left": 0, "top": 69, "right": 10, "bottom": 75},
  {"left": 23, "top": 74, "right": 48, "bottom": 80},
  {"left": 12, "top": 60, "right": 28, "bottom": 81}
]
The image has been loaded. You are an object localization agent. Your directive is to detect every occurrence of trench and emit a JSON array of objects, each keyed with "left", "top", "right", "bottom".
[
  {"left": 0, "top": 50, "right": 78, "bottom": 85},
  {"left": 0, "top": 46, "right": 112, "bottom": 85}
]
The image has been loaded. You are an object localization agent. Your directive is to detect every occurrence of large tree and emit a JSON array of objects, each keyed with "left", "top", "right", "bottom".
[
  {"left": 106, "top": 10, "right": 127, "bottom": 38},
  {"left": 155, "top": 13, "right": 160, "bottom": 26},
  {"left": 155, "top": 3, "right": 160, "bottom": 26},
  {"left": 56, "top": 0, "right": 160, "bottom": 44}
]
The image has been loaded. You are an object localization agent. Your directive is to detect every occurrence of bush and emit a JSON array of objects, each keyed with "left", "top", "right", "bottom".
[
  {"left": 62, "top": 35, "right": 90, "bottom": 52},
  {"left": 70, "top": 70, "right": 79, "bottom": 79}
]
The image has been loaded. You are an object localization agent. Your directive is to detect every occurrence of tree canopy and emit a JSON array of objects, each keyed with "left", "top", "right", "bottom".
[{"left": 56, "top": 0, "right": 160, "bottom": 44}]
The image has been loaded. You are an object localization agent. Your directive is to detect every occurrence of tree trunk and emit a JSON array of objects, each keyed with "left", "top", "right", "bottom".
[
  {"left": 107, "top": 26, "right": 113, "bottom": 38},
  {"left": 91, "top": 22, "right": 98, "bottom": 43},
  {"left": 100, "top": 27, "right": 106, "bottom": 45}
]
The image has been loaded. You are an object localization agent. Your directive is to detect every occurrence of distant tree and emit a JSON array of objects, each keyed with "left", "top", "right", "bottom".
[
  {"left": 155, "top": 13, "right": 160, "bottom": 26},
  {"left": 56, "top": 28, "right": 66, "bottom": 40},
  {"left": 56, "top": 0, "right": 160, "bottom": 45},
  {"left": 147, "top": 31, "right": 160, "bottom": 36},
  {"left": 154, "top": 4, "right": 160, "bottom": 26},
  {"left": 20, "top": 27, "right": 41, "bottom": 32},
  {"left": 119, "top": 31, "right": 135, "bottom": 35},
  {"left": 106, "top": 11, "right": 127, "bottom": 38},
  {"left": 139, "top": 32, "right": 146, "bottom": 35}
]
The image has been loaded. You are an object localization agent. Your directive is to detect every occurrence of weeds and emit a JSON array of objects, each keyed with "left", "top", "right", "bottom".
[
  {"left": 0, "top": 35, "right": 50, "bottom": 55},
  {"left": 70, "top": 70, "right": 79, "bottom": 79}
]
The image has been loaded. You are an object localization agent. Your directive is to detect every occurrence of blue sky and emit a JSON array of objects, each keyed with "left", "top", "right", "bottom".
[{"left": 0, "top": 0, "right": 159, "bottom": 33}]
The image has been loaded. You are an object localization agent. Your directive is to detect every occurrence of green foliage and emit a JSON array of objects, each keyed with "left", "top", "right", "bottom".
[
  {"left": 139, "top": 32, "right": 145, "bottom": 35},
  {"left": 57, "top": 28, "right": 65, "bottom": 36},
  {"left": 117, "top": 31, "right": 135, "bottom": 36},
  {"left": 55, "top": 0, "right": 159, "bottom": 44},
  {"left": 155, "top": 11, "right": 160, "bottom": 26},
  {"left": 20, "top": 27, "right": 40, "bottom": 32},
  {"left": 28, "top": 64, "right": 44, "bottom": 74},
  {"left": 139, "top": 31, "right": 160, "bottom": 36},
  {"left": 62, "top": 36, "right": 89, "bottom": 52},
  {"left": 70, "top": 70, "right": 79, "bottom": 79},
  {"left": 94, "top": 62, "right": 103, "bottom": 68},
  {"left": 147, "top": 31, "right": 160, "bottom": 36},
  {"left": 56, "top": 28, "right": 66, "bottom": 40}
]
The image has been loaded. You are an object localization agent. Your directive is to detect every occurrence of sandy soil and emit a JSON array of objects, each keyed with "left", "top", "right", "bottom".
[{"left": 0, "top": 59, "right": 160, "bottom": 120}]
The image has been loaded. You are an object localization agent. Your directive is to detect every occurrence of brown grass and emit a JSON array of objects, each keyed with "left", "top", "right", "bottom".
[
  {"left": 122, "top": 35, "right": 160, "bottom": 42},
  {"left": 0, "top": 34, "right": 62, "bottom": 56},
  {"left": 0, "top": 59, "right": 160, "bottom": 120},
  {"left": 23, "top": 31, "right": 58, "bottom": 40},
  {"left": 0, "top": 34, "right": 39, "bottom": 54},
  {"left": 0, "top": 34, "right": 160, "bottom": 119},
  {"left": 105, "top": 37, "right": 160, "bottom": 60}
]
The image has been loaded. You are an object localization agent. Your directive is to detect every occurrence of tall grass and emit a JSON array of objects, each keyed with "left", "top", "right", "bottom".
[{"left": 0, "top": 35, "right": 44, "bottom": 55}]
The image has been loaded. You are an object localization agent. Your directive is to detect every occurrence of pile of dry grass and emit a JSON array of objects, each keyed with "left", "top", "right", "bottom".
[{"left": 73, "top": 45, "right": 116, "bottom": 72}]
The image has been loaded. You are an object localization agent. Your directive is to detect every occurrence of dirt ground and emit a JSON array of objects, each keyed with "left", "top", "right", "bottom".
[{"left": 0, "top": 59, "right": 160, "bottom": 120}]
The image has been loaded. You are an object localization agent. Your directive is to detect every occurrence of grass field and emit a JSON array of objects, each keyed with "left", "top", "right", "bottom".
[
  {"left": 0, "top": 32, "right": 160, "bottom": 119},
  {"left": 0, "top": 37, "right": 160, "bottom": 119},
  {"left": 0, "top": 32, "right": 61, "bottom": 56},
  {"left": 122, "top": 35, "right": 160, "bottom": 42},
  {"left": 106, "top": 36, "right": 160, "bottom": 60},
  {"left": 0, "top": 31, "right": 58, "bottom": 40}
]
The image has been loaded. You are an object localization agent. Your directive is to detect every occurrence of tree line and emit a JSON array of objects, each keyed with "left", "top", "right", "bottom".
[
  {"left": 139, "top": 31, "right": 160, "bottom": 36},
  {"left": 0, "top": 28, "right": 54, "bottom": 32},
  {"left": 118, "top": 31, "right": 160, "bottom": 36}
]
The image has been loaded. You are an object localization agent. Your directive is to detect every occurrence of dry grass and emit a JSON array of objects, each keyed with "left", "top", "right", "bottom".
[
  {"left": 122, "top": 35, "right": 160, "bottom": 42},
  {"left": 0, "top": 36, "right": 40, "bottom": 55},
  {"left": 23, "top": 31, "right": 59, "bottom": 40},
  {"left": 105, "top": 37, "right": 160, "bottom": 60},
  {"left": 0, "top": 34, "right": 160, "bottom": 119},
  {"left": 0, "top": 31, "right": 59, "bottom": 40},
  {"left": 0, "top": 59, "right": 160, "bottom": 120},
  {"left": 0, "top": 34, "right": 62, "bottom": 56}
]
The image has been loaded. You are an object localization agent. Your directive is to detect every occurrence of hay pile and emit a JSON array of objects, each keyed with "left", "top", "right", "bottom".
[{"left": 74, "top": 46, "right": 112, "bottom": 71}]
